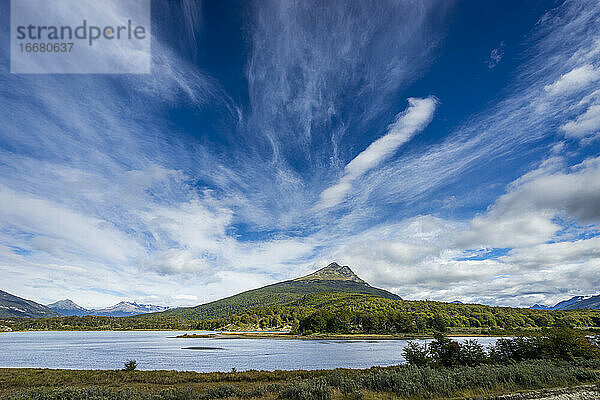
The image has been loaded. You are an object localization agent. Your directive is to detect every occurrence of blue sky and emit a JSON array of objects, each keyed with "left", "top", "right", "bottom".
[{"left": 0, "top": 0, "right": 599, "bottom": 308}]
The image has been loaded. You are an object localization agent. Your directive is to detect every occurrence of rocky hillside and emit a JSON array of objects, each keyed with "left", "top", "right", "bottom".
[{"left": 0, "top": 290, "right": 61, "bottom": 318}]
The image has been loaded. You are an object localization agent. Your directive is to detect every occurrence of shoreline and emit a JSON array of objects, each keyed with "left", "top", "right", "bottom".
[
  {"left": 0, "top": 328, "right": 522, "bottom": 339},
  {"left": 174, "top": 331, "right": 513, "bottom": 340}
]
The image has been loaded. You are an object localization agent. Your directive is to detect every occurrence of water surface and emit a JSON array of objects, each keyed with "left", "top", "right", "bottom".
[{"left": 0, "top": 331, "right": 502, "bottom": 372}]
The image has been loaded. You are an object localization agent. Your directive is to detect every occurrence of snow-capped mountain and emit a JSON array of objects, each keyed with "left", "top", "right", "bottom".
[
  {"left": 47, "top": 299, "right": 170, "bottom": 317},
  {"left": 91, "top": 301, "right": 170, "bottom": 317},
  {"left": 530, "top": 295, "right": 599, "bottom": 311},
  {"left": 47, "top": 299, "right": 89, "bottom": 316}
]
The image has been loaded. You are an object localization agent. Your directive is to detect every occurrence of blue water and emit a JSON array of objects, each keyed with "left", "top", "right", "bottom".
[{"left": 0, "top": 331, "right": 502, "bottom": 372}]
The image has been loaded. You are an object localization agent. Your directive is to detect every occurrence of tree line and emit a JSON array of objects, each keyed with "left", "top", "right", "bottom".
[{"left": 2, "top": 292, "right": 600, "bottom": 334}]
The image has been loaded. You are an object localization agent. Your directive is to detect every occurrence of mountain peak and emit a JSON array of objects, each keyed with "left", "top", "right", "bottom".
[
  {"left": 47, "top": 299, "right": 86, "bottom": 310},
  {"left": 296, "top": 262, "right": 366, "bottom": 283}
]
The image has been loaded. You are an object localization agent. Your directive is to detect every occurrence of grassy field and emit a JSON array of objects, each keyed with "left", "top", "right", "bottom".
[{"left": 1, "top": 360, "right": 599, "bottom": 399}]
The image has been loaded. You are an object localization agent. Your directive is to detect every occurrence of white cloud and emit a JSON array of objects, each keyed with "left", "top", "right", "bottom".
[
  {"left": 463, "top": 211, "right": 559, "bottom": 248},
  {"left": 142, "top": 249, "right": 212, "bottom": 276},
  {"left": 317, "top": 96, "right": 438, "bottom": 209},
  {"left": 544, "top": 64, "right": 600, "bottom": 96},
  {"left": 462, "top": 156, "right": 600, "bottom": 248},
  {"left": 246, "top": 0, "right": 450, "bottom": 159},
  {"left": 560, "top": 104, "right": 600, "bottom": 138},
  {"left": 502, "top": 237, "right": 600, "bottom": 269},
  {"left": 0, "top": 185, "right": 142, "bottom": 263},
  {"left": 328, "top": 155, "right": 600, "bottom": 306}
]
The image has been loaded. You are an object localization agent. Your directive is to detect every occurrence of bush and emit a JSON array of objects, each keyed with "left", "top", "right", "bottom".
[
  {"left": 278, "top": 379, "right": 332, "bottom": 400},
  {"left": 345, "top": 390, "right": 364, "bottom": 400},
  {"left": 428, "top": 332, "right": 462, "bottom": 367},
  {"left": 204, "top": 384, "right": 238, "bottom": 399},
  {"left": 460, "top": 339, "right": 488, "bottom": 366},
  {"left": 4, "top": 387, "right": 199, "bottom": 400},
  {"left": 123, "top": 360, "right": 137, "bottom": 371},
  {"left": 402, "top": 342, "right": 432, "bottom": 367},
  {"left": 404, "top": 329, "right": 600, "bottom": 368},
  {"left": 353, "top": 361, "right": 598, "bottom": 398}
]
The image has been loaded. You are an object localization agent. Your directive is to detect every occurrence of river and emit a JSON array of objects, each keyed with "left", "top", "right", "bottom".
[{"left": 0, "top": 330, "right": 502, "bottom": 372}]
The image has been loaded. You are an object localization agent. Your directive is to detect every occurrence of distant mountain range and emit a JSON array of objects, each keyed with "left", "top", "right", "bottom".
[
  {"left": 531, "top": 295, "right": 600, "bottom": 310},
  {"left": 0, "top": 290, "right": 61, "bottom": 318},
  {"left": 143, "top": 262, "right": 401, "bottom": 321},
  {"left": 0, "top": 290, "right": 169, "bottom": 318},
  {"left": 47, "top": 299, "right": 170, "bottom": 317}
]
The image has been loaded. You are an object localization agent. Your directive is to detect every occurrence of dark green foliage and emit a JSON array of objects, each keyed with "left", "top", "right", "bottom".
[
  {"left": 3, "top": 387, "right": 199, "bottom": 400},
  {"left": 278, "top": 379, "right": 332, "bottom": 400},
  {"left": 286, "top": 294, "right": 600, "bottom": 335},
  {"left": 203, "top": 384, "right": 238, "bottom": 399},
  {"left": 432, "top": 314, "right": 448, "bottom": 332},
  {"left": 0, "top": 314, "right": 195, "bottom": 331},
  {"left": 348, "top": 361, "right": 598, "bottom": 398},
  {"left": 402, "top": 342, "right": 432, "bottom": 367},
  {"left": 402, "top": 329, "right": 600, "bottom": 368},
  {"left": 123, "top": 360, "right": 137, "bottom": 371},
  {"left": 428, "top": 332, "right": 463, "bottom": 367},
  {"left": 489, "top": 329, "right": 600, "bottom": 363},
  {"left": 459, "top": 339, "right": 488, "bottom": 366}
]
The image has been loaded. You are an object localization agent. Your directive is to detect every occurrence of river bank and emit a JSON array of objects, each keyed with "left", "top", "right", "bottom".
[
  {"left": 0, "top": 360, "right": 597, "bottom": 399},
  {"left": 175, "top": 331, "right": 515, "bottom": 340}
]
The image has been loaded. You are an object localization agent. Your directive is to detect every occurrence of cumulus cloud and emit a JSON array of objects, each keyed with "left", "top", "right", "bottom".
[
  {"left": 142, "top": 249, "right": 212, "bottom": 276},
  {"left": 503, "top": 237, "right": 600, "bottom": 269},
  {"left": 561, "top": 104, "right": 600, "bottom": 138},
  {"left": 329, "top": 155, "right": 600, "bottom": 307},
  {"left": 463, "top": 156, "right": 600, "bottom": 247},
  {"left": 541, "top": 64, "right": 600, "bottom": 141},
  {"left": 317, "top": 96, "right": 438, "bottom": 209},
  {"left": 544, "top": 64, "right": 600, "bottom": 96}
]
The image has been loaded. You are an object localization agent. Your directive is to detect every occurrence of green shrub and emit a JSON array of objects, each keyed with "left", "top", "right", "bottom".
[
  {"left": 428, "top": 332, "right": 462, "bottom": 367},
  {"left": 123, "top": 360, "right": 137, "bottom": 371},
  {"left": 278, "top": 379, "right": 332, "bottom": 400},
  {"left": 345, "top": 390, "right": 364, "bottom": 400},
  {"left": 204, "top": 384, "right": 238, "bottom": 399},
  {"left": 402, "top": 341, "right": 432, "bottom": 367},
  {"left": 459, "top": 339, "right": 488, "bottom": 366},
  {"left": 3, "top": 387, "right": 199, "bottom": 400},
  {"left": 404, "top": 329, "right": 600, "bottom": 368}
]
